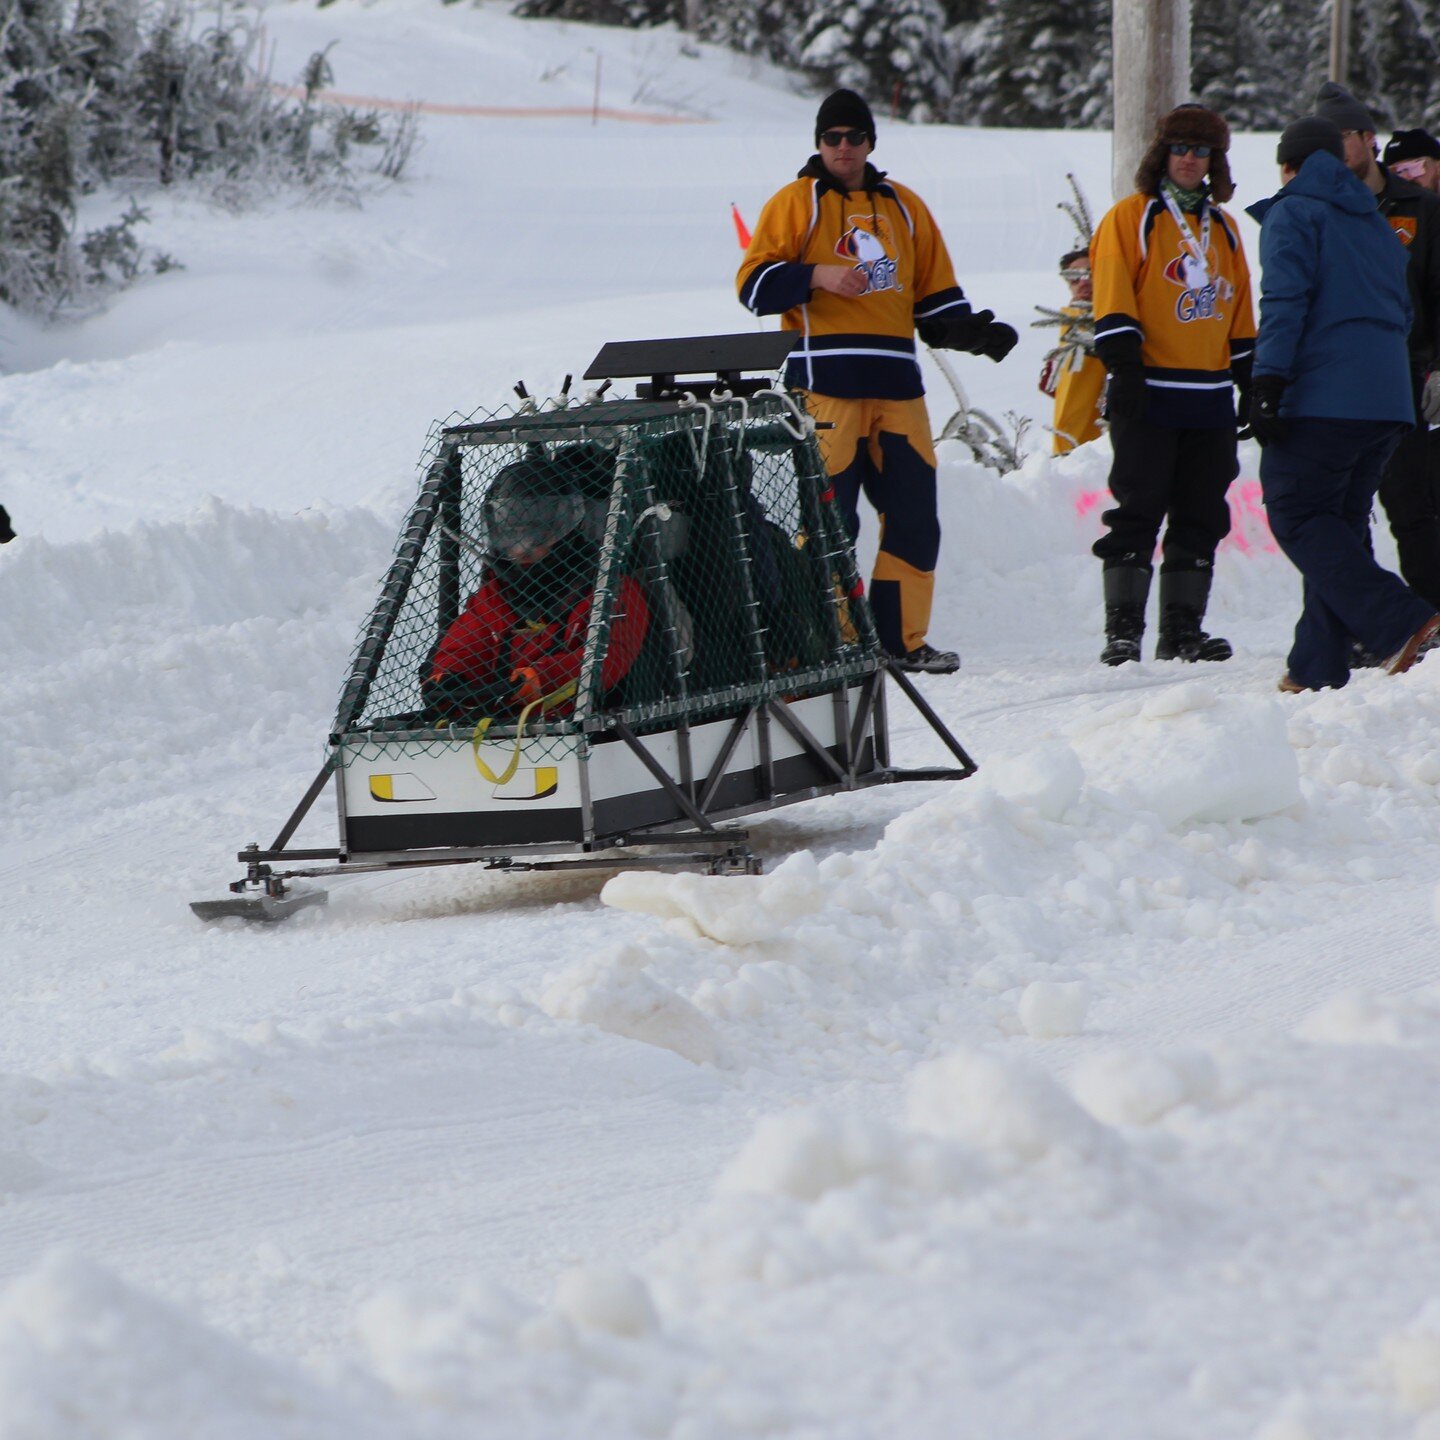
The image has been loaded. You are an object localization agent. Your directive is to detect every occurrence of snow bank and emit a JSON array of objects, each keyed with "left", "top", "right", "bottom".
[
  {"left": 0, "top": 500, "right": 389, "bottom": 813},
  {"left": 597, "top": 690, "right": 1313, "bottom": 1073},
  {"left": 539, "top": 946, "right": 718, "bottom": 1064},
  {"left": 357, "top": 1272, "right": 684, "bottom": 1436},
  {"left": 1064, "top": 681, "right": 1300, "bottom": 827},
  {"left": 0, "top": 1253, "right": 381, "bottom": 1440}
]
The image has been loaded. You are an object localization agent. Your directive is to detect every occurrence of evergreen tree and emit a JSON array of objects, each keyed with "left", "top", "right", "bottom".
[
  {"left": 794, "top": 0, "right": 953, "bottom": 121},
  {"left": 959, "top": 0, "right": 1110, "bottom": 128},
  {"left": 0, "top": 0, "right": 420, "bottom": 318},
  {"left": 512, "top": 0, "right": 678, "bottom": 24},
  {"left": 1342, "top": 0, "right": 1440, "bottom": 129},
  {"left": 693, "top": 0, "right": 804, "bottom": 81}
]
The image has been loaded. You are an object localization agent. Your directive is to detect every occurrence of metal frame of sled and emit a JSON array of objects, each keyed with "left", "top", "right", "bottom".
[{"left": 193, "top": 333, "right": 977, "bottom": 921}]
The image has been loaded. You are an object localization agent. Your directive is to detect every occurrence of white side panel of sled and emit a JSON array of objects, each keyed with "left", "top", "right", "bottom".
[
  {"left": 340, "top": 739, "right": 582, "bottom": 817},
  {"left": 588, "top": 690, "right": 865, "bottom": 801}
]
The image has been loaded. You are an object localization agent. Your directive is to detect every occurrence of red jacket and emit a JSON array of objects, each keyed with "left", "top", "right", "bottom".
[{"left": 430, "top": 572, "right": 649, "bottom": 714}]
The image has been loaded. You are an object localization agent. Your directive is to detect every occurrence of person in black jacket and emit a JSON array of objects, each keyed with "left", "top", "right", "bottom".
[
  {"left": 1384, "top": 128, "right": 1440, "bottom": 194},
  {"left": 1316, "top": 84, "right": 1440, "bottom": 616}
]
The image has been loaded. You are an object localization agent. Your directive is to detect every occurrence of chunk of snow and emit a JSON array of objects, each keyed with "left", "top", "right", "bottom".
[
  {"left": 1018, "top": 980, "right": 1090, "bottom": 1038},
  {"left": 553, "top": 1266, "right": 659, "bottom": 1338},
  {"left": 906, "top": 1048, "right": 1104, "bottom": 1160},
  {"left": 1068, "top": 689, "right": 1300, "bottom": 827},
  {"left": 981, "top": 744, "right": 1084, "bottom": 820},
  {"left": 1069, "top": 1049, "right": 1217, "bottom": 1126},
  {"left": 539, "top": 950, "right": 717, "bottom": 1064}
]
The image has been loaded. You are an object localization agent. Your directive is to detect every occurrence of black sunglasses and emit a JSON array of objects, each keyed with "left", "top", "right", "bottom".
[
  {"left": 820, "top": 128, "right": 871, "bottom": 148},
  {"left": 1167, "top": 142, "right": 1213, "bottom": 157}
]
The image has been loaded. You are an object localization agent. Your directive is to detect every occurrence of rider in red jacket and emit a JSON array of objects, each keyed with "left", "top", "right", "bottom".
[{"left": 425, "top": 461, "right": 649, "bottom": 719}]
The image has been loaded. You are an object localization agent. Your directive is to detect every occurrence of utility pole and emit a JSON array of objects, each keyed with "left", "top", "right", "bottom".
[
  {"left": 1328, "top": 0, "right": 1350, "bottom": 82},
  {"left": 1111, "top": 0, "right": 1193, "bottom": 201}
]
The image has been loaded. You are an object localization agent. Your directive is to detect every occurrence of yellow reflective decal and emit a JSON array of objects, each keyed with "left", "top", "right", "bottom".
[{"left": 369, "top": 773, "right": 436, "bottom": 803}]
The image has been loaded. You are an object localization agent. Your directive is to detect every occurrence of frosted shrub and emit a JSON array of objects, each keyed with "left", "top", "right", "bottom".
[{"left": 0, "top": 0, "right": 421, "bottom": 317}]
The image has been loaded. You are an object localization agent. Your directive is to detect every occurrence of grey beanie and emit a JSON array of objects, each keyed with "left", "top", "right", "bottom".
[
  {"left": 1277, "top": 116, "right": 1345, "bottom": 168},
  {"left": 1314, "top": 81, "right": 1374, "bottom": 134}
]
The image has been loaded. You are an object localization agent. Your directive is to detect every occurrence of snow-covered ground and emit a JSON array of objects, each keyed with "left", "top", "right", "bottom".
[{"left": 4, "top": 4, "right": 1440, "bottom": 1436}]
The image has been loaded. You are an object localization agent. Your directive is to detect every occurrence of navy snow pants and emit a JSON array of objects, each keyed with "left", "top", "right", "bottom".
[{"left": 1261, "top": 417, "right": 1434, "bottom": 689}]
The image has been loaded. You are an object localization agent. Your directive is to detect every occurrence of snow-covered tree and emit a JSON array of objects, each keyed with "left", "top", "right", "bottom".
[
  {"left": 793, "top": 0, "right": 953, "bottom": 122},
  {"left": 1342, "top": 0, "right": 1440, "bottom": 129},
  {"left": 512, "top": 0, "right": 679, "bottom": 25},
  {"left": 0, "top": 1, "right": 420, "bottom": 317},
  {"left": 958, "top": 0, "right": 1110, "bottom": 128}
]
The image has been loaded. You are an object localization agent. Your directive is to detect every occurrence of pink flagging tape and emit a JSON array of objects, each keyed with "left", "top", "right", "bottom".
[
  {"left": 1074, "top": 477, "right": 1278, "bottom": 556},
  {"left": 269, "top": 84, "right": 708, "bottom": 125}
]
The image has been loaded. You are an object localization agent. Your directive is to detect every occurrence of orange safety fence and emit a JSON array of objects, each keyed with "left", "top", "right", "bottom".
[{"left": 269, "top": 83, "right": 709, "bottom": 125}]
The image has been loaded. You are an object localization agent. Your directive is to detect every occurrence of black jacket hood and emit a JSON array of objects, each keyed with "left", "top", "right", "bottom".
[{"left": 798, "top": 154, "right": 887, "bottom": 196}]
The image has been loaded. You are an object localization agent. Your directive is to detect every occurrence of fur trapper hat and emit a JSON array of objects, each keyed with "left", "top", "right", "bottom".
[{"left": 1134, "top": 102, "right": 1235, "bottom": 202}]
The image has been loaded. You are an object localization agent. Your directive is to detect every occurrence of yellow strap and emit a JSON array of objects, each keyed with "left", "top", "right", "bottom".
[
  {"left": 470, "top": 697, "right": 544, "bottom": 784},
  {"left": 469, "top": 680, "right": 580, "bottom": 784}
]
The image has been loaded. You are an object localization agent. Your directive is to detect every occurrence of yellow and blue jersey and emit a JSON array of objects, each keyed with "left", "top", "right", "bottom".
[
  {"left": 738, "top": 162, "right": 969, "bottom": 400},
  {"left": 1091, "top": 191, "right": 1256, "bottom": 427}
]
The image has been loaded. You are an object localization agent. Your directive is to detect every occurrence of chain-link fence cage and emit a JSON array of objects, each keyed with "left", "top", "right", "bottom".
[{"left": 331, "top": 390, "right": 880, "bottom": 771}]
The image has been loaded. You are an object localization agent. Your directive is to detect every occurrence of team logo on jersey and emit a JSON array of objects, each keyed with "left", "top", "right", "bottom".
[
  {"left": 1163, "top": 251, "right": 1232, "bottom": 323},
  {"left": 835, "top": 217, "right": 901, "bottom": 294},
  {"left": 1390, "top": 216, "right": 1418, "bottom": 247}
]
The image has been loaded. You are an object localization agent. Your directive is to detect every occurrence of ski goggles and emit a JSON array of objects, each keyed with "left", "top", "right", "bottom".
[
  {"left": 1392, "top": 157, "right": 1429, "bottom": 181},
  {"left": 485, "top": 491, "right": 584, "bottom": 555},
  {"left": 1166, "top": 142, "right": 1213, "bottom": 157},
  {"left": 819, "top": 129, "right": 871, "bottom": 148}
]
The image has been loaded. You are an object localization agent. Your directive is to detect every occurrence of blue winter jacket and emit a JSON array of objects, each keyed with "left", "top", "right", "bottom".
[{"left": 1246, "top": 149, "right": 1414, "bottom": 423}]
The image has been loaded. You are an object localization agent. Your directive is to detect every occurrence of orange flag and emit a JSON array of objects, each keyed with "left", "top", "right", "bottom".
[{"left": 731, "top": 202, "right": 752, "bottom": 250}]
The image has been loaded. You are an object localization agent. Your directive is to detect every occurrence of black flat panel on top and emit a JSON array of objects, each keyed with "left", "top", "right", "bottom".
[{"left": 584, "top": 332, "right": 798, "bottom": 382}]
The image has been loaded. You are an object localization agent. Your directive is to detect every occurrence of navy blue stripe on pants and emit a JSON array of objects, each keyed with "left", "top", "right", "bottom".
[{"left": 1261, "top": 417, "right": 1433, "bottom": 689}]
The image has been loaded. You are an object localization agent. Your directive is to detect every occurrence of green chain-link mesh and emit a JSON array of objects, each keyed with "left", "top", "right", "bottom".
[{"left": 332, "top": 392, "right": 878, "bottom": 767}]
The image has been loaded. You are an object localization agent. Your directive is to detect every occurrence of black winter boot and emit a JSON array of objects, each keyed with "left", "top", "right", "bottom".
[
  {"left": 1155, "top": 565, "right": 1232, "bottom": 661},
  {"left": 1100, "top": 563, "right": 1152, "bottom": 666}
]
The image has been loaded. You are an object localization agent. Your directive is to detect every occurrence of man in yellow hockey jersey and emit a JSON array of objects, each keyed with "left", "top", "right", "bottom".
[
  {"left": 737, "top": 89, "right": 1017, "bottom": 674},
  {"left": 1090, "top": 102, "right": 1256, "bottom": 666}
]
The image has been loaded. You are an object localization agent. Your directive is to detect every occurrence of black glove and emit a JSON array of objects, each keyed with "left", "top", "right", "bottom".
[
  {"left": 1103, "top": 365, "right": 1147, "bottom": 422},
  {"left": 1249, "top": 376, "right": 1289, "bottom": 447},
  {"left": 0, "top": 506, "right": 12, "bottom": 545},
  {"left": 975, "top": 320, "right": 1018, "bottom": 363},
  {"left": 919, "top": 307, "right": 994, "bottom": 352},
  {"left": 422, "top": 671, "right": 519, "bottom": 720}
]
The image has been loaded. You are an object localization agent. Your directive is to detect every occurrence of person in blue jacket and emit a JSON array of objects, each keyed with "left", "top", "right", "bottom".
[{"left": 1247, "top": 116, "right": 1440, "bottom": 690}]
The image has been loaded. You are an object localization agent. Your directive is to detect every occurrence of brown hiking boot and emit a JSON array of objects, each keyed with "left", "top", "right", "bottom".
[{"left": 1384, "top": 615, "right": 1440, "bottom": 675}]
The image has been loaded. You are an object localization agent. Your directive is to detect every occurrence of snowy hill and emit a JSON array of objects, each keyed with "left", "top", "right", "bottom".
[{"left": 3, "top": 3, "right": 1440, "bottom": 1437}]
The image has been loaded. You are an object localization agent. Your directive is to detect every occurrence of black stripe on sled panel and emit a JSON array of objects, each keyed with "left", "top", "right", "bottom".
[
  {"left": 346, "top": 808, "right": 584, "bottom": 853},
  {"left": 591, "top": 742, "right": 874, "bottom": 837}
]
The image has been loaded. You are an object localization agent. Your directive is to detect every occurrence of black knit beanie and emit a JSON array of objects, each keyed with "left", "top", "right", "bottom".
[
  {"left": 1277, "top": 116, "right": 1345, "bottom": 167},
  {"left": 815, "top": 90, "right": 876, "bottom": 147},
  {"left": 1314, "top": 82, "right": 1374, "bottom": 134},
  {"left": 1384, "top": 128, "right": 1440, "bottom": 164}
]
